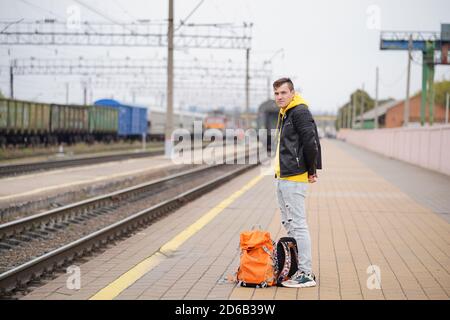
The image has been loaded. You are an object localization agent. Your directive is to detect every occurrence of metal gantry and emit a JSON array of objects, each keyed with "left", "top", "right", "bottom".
[
  {"left": 0, "top": 20, "right": 252, "bottom": 49},
  {"left": 9, "top": 57, "right": 270, "bottom": 109},
  {"left": 11, "top": 57, "right": 271, "bottom": 78},
  {"left": 1, "top": 16, "right": 255, "bottom": 150},
  {"left": 380, "top": 24, "right": 450, "bottom": 126},
  {"left": 87, "top": 73, "right": 268, "bottom": 110},
  {"left": 90, "top": 78, "right": 268, "bottom": 92}
]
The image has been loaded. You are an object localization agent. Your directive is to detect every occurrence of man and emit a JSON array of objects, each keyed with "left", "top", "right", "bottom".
[{"left": 273, "top": 77, "right": 322, "bottom": 288}]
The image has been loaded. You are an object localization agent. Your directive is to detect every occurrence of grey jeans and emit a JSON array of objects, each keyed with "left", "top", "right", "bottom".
[{"left": 275, "top": 179, "right": 312, "bottom": 274}]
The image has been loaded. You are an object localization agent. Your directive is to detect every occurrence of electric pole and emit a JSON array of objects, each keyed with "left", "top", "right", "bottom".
[
  {"left": 359, "top": 83, "right": 365, "bottom": 129},
  {"left": 65, "top": 82, "right": 69, "bottom": 104},
  {"left": 374, "top": 67, "right": 379, "bottom": 129},
  {"left": 404, "top": 34, "right": 412, "bottom": 127},
  {"left": 83, "top": 85, "right": 87, "bottom": 105},
  {"left": 446, "top": 92, "right": 449, "bottom": 124},
  {"left": 9, "top": 61, "right": 14, "bottom": 99},
  {"left": 166, "top": 0, "right": 174, "bottom": 157},
  {"left": 351, "top": 92, "right": 356, "bottom": 129},
  {"left": 245, "top": 48, "right": 250, "bottom": 128}
]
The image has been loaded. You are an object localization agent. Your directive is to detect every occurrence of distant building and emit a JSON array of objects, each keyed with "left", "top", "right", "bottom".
[
  {"left": 356, "top": 95, "right": 447, "bottom": 129},
  {"left": 384, "top": 94, "right": 447, "bottom": 127},
  {"left": 354, "top": 99, "right": 397, "bottom": 129}
]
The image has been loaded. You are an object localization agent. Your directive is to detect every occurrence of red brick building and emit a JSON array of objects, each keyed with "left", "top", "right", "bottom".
[{"left": 385, "top": 94, "right": 447, "bottom": 128}]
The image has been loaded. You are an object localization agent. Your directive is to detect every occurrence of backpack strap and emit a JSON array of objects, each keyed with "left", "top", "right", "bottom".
[
  {"left": 262, "top": 245, "right": 272, "bottom": 256},
  {"left": 279, "top": 242, "right": 292, "bottom": 281},
  {"left": 288, "top": 242, "right": 299, "bottom": 269}
]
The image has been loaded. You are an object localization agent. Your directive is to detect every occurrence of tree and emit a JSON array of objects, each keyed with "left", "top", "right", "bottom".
[
  {"left": 411, "top": 80, "right": 450, "bottom": 106},
  {"left": 336, "top": 89, "right": 375, "bottom": 130},
  {"left": 433, "top": 80, "right": 450, "bottom": 107}
]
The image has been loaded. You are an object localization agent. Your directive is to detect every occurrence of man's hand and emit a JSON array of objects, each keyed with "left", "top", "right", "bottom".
[{"left": 308, "top": 174, "right": 318, "bottom": 183}]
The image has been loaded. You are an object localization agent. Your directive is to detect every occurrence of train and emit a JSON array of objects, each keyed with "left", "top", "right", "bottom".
[
  {"left": 0, "top": 98, "right": 118, "bottom": 147},
  {"left": 257, "top": 99, "right": 279, "bottom": 151},
  {"left": 203, "top": 111, "right": 228, "bottom": 132},
  {"left": 202, "top": 110, "right": 247, "bottom": 138},
  {"left": 0, "top": 98, "right": 207, "bottom": 147},
  {"left": 145, "top": 106, "right": 206, "bottom": 141},
  {"left": 94, "top": 99, "right": 147, "bottom": 139}
]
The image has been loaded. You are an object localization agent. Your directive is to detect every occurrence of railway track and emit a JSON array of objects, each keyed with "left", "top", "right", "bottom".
[
  {"left": 0, "top": 140, "right": 230, "bottom": 178},
  {"left": 0, "top": 149, "right": 164, "bottom": 178},
  {"left": 0, "top": 159, "right": 258, "bottom": 298}
]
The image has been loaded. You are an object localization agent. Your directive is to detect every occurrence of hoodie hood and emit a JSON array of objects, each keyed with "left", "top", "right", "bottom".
[{"left": 280, "top": 93, "right": 309, "bottom": 115}]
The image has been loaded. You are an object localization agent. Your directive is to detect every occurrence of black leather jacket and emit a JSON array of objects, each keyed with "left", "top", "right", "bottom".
[{"left": 277, "top": 104, "right": 322, "bottom": 177}]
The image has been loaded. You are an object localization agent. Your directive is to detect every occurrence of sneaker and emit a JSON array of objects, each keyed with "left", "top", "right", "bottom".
[{"left": 282, "top": 271, "right": 316, "bottom": 288}]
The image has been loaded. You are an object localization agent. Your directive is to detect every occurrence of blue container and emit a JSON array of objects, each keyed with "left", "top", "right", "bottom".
[
  {"left": 130, "top": 105, "right": 148, "bottom": 135},
  {"left": 94, "top": 99, "right": 148, "bottom": 137}
]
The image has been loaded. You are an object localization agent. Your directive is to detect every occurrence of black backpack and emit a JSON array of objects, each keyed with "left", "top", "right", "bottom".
[{"left": 274, "top": 237, "right": 299, "bottom": 286}]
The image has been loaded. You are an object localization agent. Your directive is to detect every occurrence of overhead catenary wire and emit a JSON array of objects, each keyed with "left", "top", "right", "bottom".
[
  {"left": 0, "top": 18, "right": 24, "bottom": 34},
  {"left": 175, "top": 0, "right": 206, "bottom": 32},
  {"left": 18, "top": 0, "right": 65, "bottom": 20},
  {"left": 6, "top": 1, "right": 94, "bottom": 57},
  {"left": 111, "top": 0, "right": 137, "bottom": 22},
  {"left": 379, "top": 65, "right": 408, "bottom": 88},
  {"left": 72, "top": 0, "right": 135, "bottom": 33}
]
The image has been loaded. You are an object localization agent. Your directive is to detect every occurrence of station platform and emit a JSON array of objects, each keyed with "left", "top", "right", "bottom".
[
  {"left": 20, "top": 139, "right": 450, "bottom": 300},
  {"left": 0, "top": 143, "right": 247, "bottom": 211},
  {"left": 0, "top": 154, "right": 172, "bottom": 204}
]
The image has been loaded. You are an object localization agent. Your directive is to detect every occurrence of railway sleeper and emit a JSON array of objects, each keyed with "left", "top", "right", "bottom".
[
  {"left": 44, "top": 226, "right": 59, "bottom": 233},
  {"left": 25, "top": 231, "right": 47, "bottom": 239},
  {"left": 3, "top": 238, "right": 21, "bottom": 246},
  {"left": 13, "top": 234, "right": 34, "bottom": 242},
  {"left": 0, "top": 242, "right": 13, "bottom": 250}
]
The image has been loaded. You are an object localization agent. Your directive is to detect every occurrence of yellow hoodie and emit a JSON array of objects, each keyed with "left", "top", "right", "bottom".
[{"left": 274, "top": 93, "right": 309, "bottom": 182}]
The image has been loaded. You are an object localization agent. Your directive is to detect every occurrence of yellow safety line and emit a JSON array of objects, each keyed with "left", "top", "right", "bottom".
[{"left": 89, "top": 172, "right": 264, "bottom": 300}]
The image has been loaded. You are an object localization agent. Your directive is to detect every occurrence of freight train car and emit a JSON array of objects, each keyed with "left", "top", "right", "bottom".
[
  {"left": 0, "top": 98, "right": 51, "bottom": 146},
  {"left": 49, "top": 103, "right": 89, "bottom": 144},
  {"left": 94, "top": 99, "right": 147, "bottom": 140},
  {"left": 147, "top": 106, "right": 206, "bottom": 141},
  {"left": 88, "top": 104, "right": 118, "bottom": 143},
  {"left": 0, "top": 98, "right": 118, "bottom": 147}
]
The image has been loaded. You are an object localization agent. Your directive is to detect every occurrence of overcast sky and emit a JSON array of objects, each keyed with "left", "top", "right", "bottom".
[{"left": 0, "top": 0, "right": 449, "bottom": 114}]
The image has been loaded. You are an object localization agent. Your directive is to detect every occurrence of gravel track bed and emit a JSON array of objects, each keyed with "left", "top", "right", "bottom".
[{"left": 0, "top": 163, "right": 200, "bottom": 223}]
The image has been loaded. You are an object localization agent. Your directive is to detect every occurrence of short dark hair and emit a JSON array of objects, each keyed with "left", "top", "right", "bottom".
[{"left": 273, "top": 78, "right": 294, "bottom": 91}]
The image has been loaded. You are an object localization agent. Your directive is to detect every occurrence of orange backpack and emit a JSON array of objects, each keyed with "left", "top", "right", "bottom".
[{"left": 236, "top": 228, "right": 275, "bottom": 288}]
